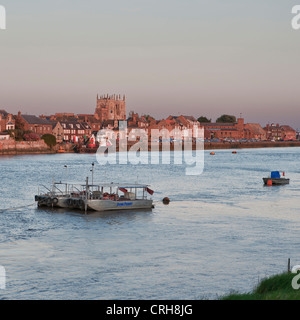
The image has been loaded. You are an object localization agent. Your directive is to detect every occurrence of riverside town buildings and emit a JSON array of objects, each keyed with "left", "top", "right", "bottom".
[
  {"left": 200, "top": 118, "right": 267, "bottom": 140},
  {"left": 263, "top": 123, "right": 297, "bottom": 141},
  {"left": 0, "top": 94, "right": 297, "bottom": 143}
]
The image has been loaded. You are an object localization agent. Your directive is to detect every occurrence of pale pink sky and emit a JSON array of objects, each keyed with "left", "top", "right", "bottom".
[{"left": 0, "top": 0, "right": 299, "bottom": 129}]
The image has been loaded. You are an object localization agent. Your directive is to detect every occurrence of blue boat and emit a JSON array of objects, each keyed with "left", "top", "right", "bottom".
[{"left": 263, "top": 171, "right": 290, "bottom": 185}]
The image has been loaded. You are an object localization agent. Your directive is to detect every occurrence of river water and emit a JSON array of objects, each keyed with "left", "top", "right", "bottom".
[{"left": 0, "top": 147, "right": 300, "bottom": 299}]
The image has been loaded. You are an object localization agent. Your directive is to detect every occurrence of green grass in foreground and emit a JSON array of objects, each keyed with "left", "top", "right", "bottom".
[{"left": 222, "top": 272, "right": 300, "bottom": 300}]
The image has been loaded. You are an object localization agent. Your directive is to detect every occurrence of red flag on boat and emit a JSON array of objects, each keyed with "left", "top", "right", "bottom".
[
  {"left": 119, "top": 188, "right": 127, "bottom": 193},
  {"left": 146, "top": 187, "right": 154, "bottom": 195}
]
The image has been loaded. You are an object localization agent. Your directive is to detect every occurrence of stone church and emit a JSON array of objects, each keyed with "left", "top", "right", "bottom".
[{"left": 94, "top": 94, "right": 126, "bottom": 122}]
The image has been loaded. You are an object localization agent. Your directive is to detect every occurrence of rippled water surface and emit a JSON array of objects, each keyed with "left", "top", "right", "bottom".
[{"left": 0, "top": 147, "right": 300, "bottom": 299}]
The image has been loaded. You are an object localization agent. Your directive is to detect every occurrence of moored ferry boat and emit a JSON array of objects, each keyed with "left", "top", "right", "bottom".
[
  {"left": 35, "top": 178, "right": 155, "bottom": 213},
  {"left": 67, "top": 180, "right": 154, "bottom": 212},
  {"left": 85, "top": 182, "right": 154, "bottom": 212}
]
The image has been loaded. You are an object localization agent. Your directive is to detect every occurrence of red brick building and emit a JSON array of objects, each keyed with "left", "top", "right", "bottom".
[
  {"left": 59, "top": 120, "right": 92, "bottom": 142},
  {"left": 201, "top": 118, "right": 244, "bottom": 139},
  {"left": 149, "top": 115, "right": 200, "bottom": 131},
  {"left": 77, "top": 114, "right": 102, "bottom": 133},
  {"left": 264, "top": 124, "right": 296, "bottom": 141},
  {"left": 127, "top": 112, "right": 149, "bottom": 129},
  {"left": 201, "top": 118, "right": 266, "bottom": 140},
  {"left": 244, "top": 123, "right": 267, "bottom": 140},
  {"left": 0, "top": 110, "right": 15, "bottom": 132},
  {"left": 18, "top": 112, "right": 52, "bottom": 136}
]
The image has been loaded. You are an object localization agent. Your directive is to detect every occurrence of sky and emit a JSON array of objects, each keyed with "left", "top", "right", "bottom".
[{"left": 0, "top": 0, "right": 299, "bottom": 129}]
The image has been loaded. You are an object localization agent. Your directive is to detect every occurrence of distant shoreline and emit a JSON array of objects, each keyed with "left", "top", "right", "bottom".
[
  {"left": 0, "top": 140, "right": 300, "bottom": 156},
  {"left": 203, "top": 140, "right": 300, "bottom": 150},
  {"left": 107, "top": 140, "right": 300, "bottom": 152}
]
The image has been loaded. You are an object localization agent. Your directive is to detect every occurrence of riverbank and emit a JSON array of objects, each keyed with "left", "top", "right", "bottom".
[
  {"left": 0, "top": 139, "right": 55, "bottom": 155},
  {"left": 204, "top": 140, "right": 300, "bottom": 150},
  {"left": 1, "top": 139, "right": 299, "bottom": 156},
  {"left": 81, "top": 140, "right": 300, "bottom": 153},
  {"left": 221, "top": 272, "right": 300, "bottom": 300}
]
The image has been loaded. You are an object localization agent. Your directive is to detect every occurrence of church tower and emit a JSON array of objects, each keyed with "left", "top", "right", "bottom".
[{"left": 94, "top": 94, "right": 126, "bottom": 122}]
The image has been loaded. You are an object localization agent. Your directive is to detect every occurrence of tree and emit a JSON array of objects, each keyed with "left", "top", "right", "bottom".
[
  {"left": 14, "top": 116, "right": 25, "bottom": 131},
  {"left": 197, "top": 116, "right": 211, "bottom": 123},
  {"left": 13, "top": 116, "right": 26, "bottom": 141},
  {"left": 23, "top": 132, "right": 40, "bottom": 141},
  {"left": 41, "top": 134, "right": 57, "bottom": 149},
  {"left": 142, "top": 114, "right": 155, "bottom": 123},
  {"left": 216, "top": 114, "right": 236, "bottom": 123}
]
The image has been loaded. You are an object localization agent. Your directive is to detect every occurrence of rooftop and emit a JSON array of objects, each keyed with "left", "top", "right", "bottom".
[
  {"left": 0, "top": 109, "right": 8, "bottom": 117},
  {"left": 21, "top": 115, "right": 52, "bottom": 125}
]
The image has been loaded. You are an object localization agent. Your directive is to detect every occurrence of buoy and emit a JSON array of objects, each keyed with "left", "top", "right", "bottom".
[
  {"left": 162, "top": 197, "right": 170, "bottom": 205},
  {"left": 267, "top": 179, "right": 273, "bottom": 186},
  {"left": 210, "top": 152, "right": 215, "bottom": 155},
  {"left": 232, "top": 151, "right": 237, "bottom": 154},
  {"left": 283, "top": 171, "right": 285, "bottom": 176}
]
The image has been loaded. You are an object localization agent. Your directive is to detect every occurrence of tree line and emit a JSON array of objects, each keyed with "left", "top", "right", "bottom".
[{"left": 197, "top": 114, "right": 237, "bottom": 123}]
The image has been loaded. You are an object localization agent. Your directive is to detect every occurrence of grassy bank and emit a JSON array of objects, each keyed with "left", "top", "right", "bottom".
[{"left": 222, "top": 272, "right": 300, "bottom": 300}]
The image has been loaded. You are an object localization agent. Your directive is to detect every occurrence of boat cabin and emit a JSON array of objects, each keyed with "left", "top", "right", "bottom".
[{"left": 81, "top": 183, "right": 153, "bottom": 201}]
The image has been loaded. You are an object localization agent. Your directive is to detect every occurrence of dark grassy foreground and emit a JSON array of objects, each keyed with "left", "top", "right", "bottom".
[{"left": 222, "top": 272, "right": 300, "bottom": 300}]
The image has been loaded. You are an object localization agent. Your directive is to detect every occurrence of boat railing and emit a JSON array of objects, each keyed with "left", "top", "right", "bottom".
[{"left": 54, "top": 182, "right": 152, "bottom": 202}]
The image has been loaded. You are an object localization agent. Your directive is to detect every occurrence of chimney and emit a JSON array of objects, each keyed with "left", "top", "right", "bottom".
[
  {"left": 237, "top": 117, "right": 244, "bottom": 130},
  {"left": 18, "top": 111, "right": 21, "bottom": 117}
]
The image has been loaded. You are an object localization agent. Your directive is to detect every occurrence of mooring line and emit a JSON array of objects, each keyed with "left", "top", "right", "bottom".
[{"left": 0, "top": 203, "right": 36, "bottom": 213}]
